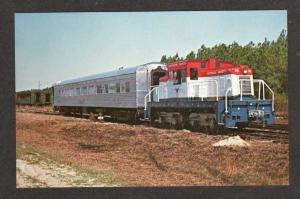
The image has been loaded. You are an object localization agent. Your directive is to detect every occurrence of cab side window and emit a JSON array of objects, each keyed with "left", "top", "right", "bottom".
[
  {"left": 172, "top": 69, "right": 186, "bottom": 85},
  {"left": 181, "top": 69, "right": 186, "bottom": 83},
  {"left": 190, "top": 68, "right": 198, "bottom": 80},
  {"left": 174, "top": 70, "right": 182, "bottom": 85}
]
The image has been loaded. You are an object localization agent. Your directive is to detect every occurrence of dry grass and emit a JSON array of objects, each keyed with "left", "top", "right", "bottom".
[
  {"left": 16, "top": 111, "right": 289, "bottom": 186},
  {"left": 16, "top": 105, "right": 54, "bottom": 113},
  {"left": 275, "top": 95, "right": 288, "bottom": 117}
]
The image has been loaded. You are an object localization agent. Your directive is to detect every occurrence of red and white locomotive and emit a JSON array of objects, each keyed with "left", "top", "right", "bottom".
[
  {"left": 145, "top": 58, "right": 274, "bottom": 132},
  {"left": 158, "top": 59, "right": 253, "bottom": 99}
]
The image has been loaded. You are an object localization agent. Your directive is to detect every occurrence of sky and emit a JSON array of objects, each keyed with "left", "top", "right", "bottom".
[{"left": 15, "top": 11, "right": 287, "bottom": 91}]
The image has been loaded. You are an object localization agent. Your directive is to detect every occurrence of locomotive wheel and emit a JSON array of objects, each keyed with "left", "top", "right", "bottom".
[
  {"left": 174, "top": 114, "right": 184, "bottom": 130},
  {"left": 158, "top": 115, "right": 166, "bottom": 128},
  {"left": 134, "top": 111, "right": 140, "bottom": 124},
  {"left": 150, "top": 113, "right": 158, "bottom": 127},
  {"left": 89, "top": 112, "right": 96, "bottom": 121},
  {"left": 208, "top": 118, "right": 217, "bottom": 134},
  {"left": 175, "top": 121, "right": 184, "bottom": 130},
  {"left": 203, "top": 126, "right": 209, "bottom": 134}
]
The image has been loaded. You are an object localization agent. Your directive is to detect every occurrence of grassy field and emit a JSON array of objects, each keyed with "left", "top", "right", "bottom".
[{"left": 16, "top": 111, "right": 289, "bottom": 186}]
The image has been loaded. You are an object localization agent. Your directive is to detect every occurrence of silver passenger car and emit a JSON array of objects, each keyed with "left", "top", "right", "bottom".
[{"left": 53, "top": 62, "right": 167, "bottom": 118}]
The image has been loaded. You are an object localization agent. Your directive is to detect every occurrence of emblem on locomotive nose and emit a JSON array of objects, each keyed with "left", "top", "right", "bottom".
[{"left": 175, "top": 88, "right": 179, "bottom": 93}]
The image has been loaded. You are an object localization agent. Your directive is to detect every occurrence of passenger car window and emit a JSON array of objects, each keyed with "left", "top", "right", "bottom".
[
  {"left": 76, "top": 88, "right": 80, "bottom": 96},
  {"left": 65, "top": 88, "right": 69, "bottom": 96},
  {"left": 97, "top": 85, "right": 102, "bottom": 94},
  {"left": 108, "top": 83, "right": 116, "bottom": 93},
  {"left": 121, "top": 82, "right": 126, "bottom": 93},
  {"left": 88, "top": 86, "right": 95, "bottom": 95},
  {"left": 81, "top": 87, "right": 87, "bottom": 95},
  {"left": 190, "top": 68, "right": 198, "bottom": 80},
  {"left": 125, "top": 82, "right": 130, "bottom": 93},
  {"left": 116, "top": 82, "right": 120, "bottom": 93},
  {"left": 71, "top": 88, "right": 75, "bottom": 96},
  {"left": 105, "top": 84, "right": 108, "bottom": 93},
  {"left": 201, "top": 63, "right": 206, "bottom": 68}
]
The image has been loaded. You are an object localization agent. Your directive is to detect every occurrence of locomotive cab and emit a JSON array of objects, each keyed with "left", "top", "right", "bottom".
[{"left": 158, "top": 59, "right": 254, "bottom": 100}]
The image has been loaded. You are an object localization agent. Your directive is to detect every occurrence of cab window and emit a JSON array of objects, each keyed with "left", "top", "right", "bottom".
[
  {"left": 201, "top": 62, "right": 206, "bottom": 68},
  {"left": 190, "top": 68, "right": 198, "bottom": 80},
  {"left": 181, "top": 69, "right": 186, "bottom": 83},
  {"left": 174, "top": 69, "right": 186, "bottom": 85}
]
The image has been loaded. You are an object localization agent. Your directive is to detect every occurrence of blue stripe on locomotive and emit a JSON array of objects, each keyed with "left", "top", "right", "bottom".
[{"left": 217, "top": 96, "right": 275, "bottom": 128}]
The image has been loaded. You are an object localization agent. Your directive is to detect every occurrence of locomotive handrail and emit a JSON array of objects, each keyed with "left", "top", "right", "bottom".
[
  {"left": 225, "top": 87, "right": 232, "bottom": 113},
  {"left": 226, "top": 79, "right": 274, "bottom": 113},
  {"left": 144, "top": 86, "right": 159, "bottom": 110},
  {"left": 253, "top": 79, "right": 275, "bottom": 111},
  {"left": 188, "top": 80, "right": 219, "bottom": 101}
]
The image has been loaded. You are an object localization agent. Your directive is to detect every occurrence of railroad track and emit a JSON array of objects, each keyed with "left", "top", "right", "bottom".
[
  {"left": 231, "top": 127, "right": 288, "bottom": 144},
  {"left": 248, "top": 123, "right": 288, "bottom": 131},
  {"left": 17, "top": 110, "right": 289, "bottom": 143}
]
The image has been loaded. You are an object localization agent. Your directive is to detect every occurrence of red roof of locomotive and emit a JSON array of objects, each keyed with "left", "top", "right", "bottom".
[
  {"left": 166, "top": 58, "right": 252, "bottom": 77},
  {"left": 159, "top": 58, "right": 253, "bottom": 82}
]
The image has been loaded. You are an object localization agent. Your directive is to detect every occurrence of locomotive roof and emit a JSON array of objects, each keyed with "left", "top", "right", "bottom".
[
  {"left": 56, "top": 62, "right": 163, "bottom": 86},
  {"left": 167, "top": 59, "right": 235, "bottom": 67}
]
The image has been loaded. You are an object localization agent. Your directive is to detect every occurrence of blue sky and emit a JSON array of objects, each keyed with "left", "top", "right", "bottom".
[{"left": 15, "top": 11, "right": 287, "bottom": 91}]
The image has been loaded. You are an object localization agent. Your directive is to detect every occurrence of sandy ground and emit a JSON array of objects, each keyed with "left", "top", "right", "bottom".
[
  {"left": 16, "top": 150, "right": 109, "bottom": 188},
  {"left": 16, "top": 111, "right": 289, "bottom": 186},
  {"left": 17, "top": 159, "right": 66, "bottom": 187}
]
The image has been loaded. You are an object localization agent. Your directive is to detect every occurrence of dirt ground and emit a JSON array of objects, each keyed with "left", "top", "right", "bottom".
[
  {"left": 16, "top": 110, "right": 289, "bottom": 187},
  {"left": 16, "top": 152, "right": 114, "bottom": 188},
  {"left": 16, "top": 105, "right": 54, "bottom": 113}
]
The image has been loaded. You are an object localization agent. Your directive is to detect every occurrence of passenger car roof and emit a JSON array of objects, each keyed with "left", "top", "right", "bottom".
[{"left": 55, "top": 62, "right": 163, "bottom": 86}]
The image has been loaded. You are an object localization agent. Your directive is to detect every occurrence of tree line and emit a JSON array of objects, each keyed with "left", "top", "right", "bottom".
[{"left": 160, "top": 29, "right": 288, "bottom": 97}]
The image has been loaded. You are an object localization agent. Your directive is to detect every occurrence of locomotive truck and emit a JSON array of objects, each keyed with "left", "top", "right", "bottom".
[{"left": 53, "top": 59, "right": 275, "bottom": 133}]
